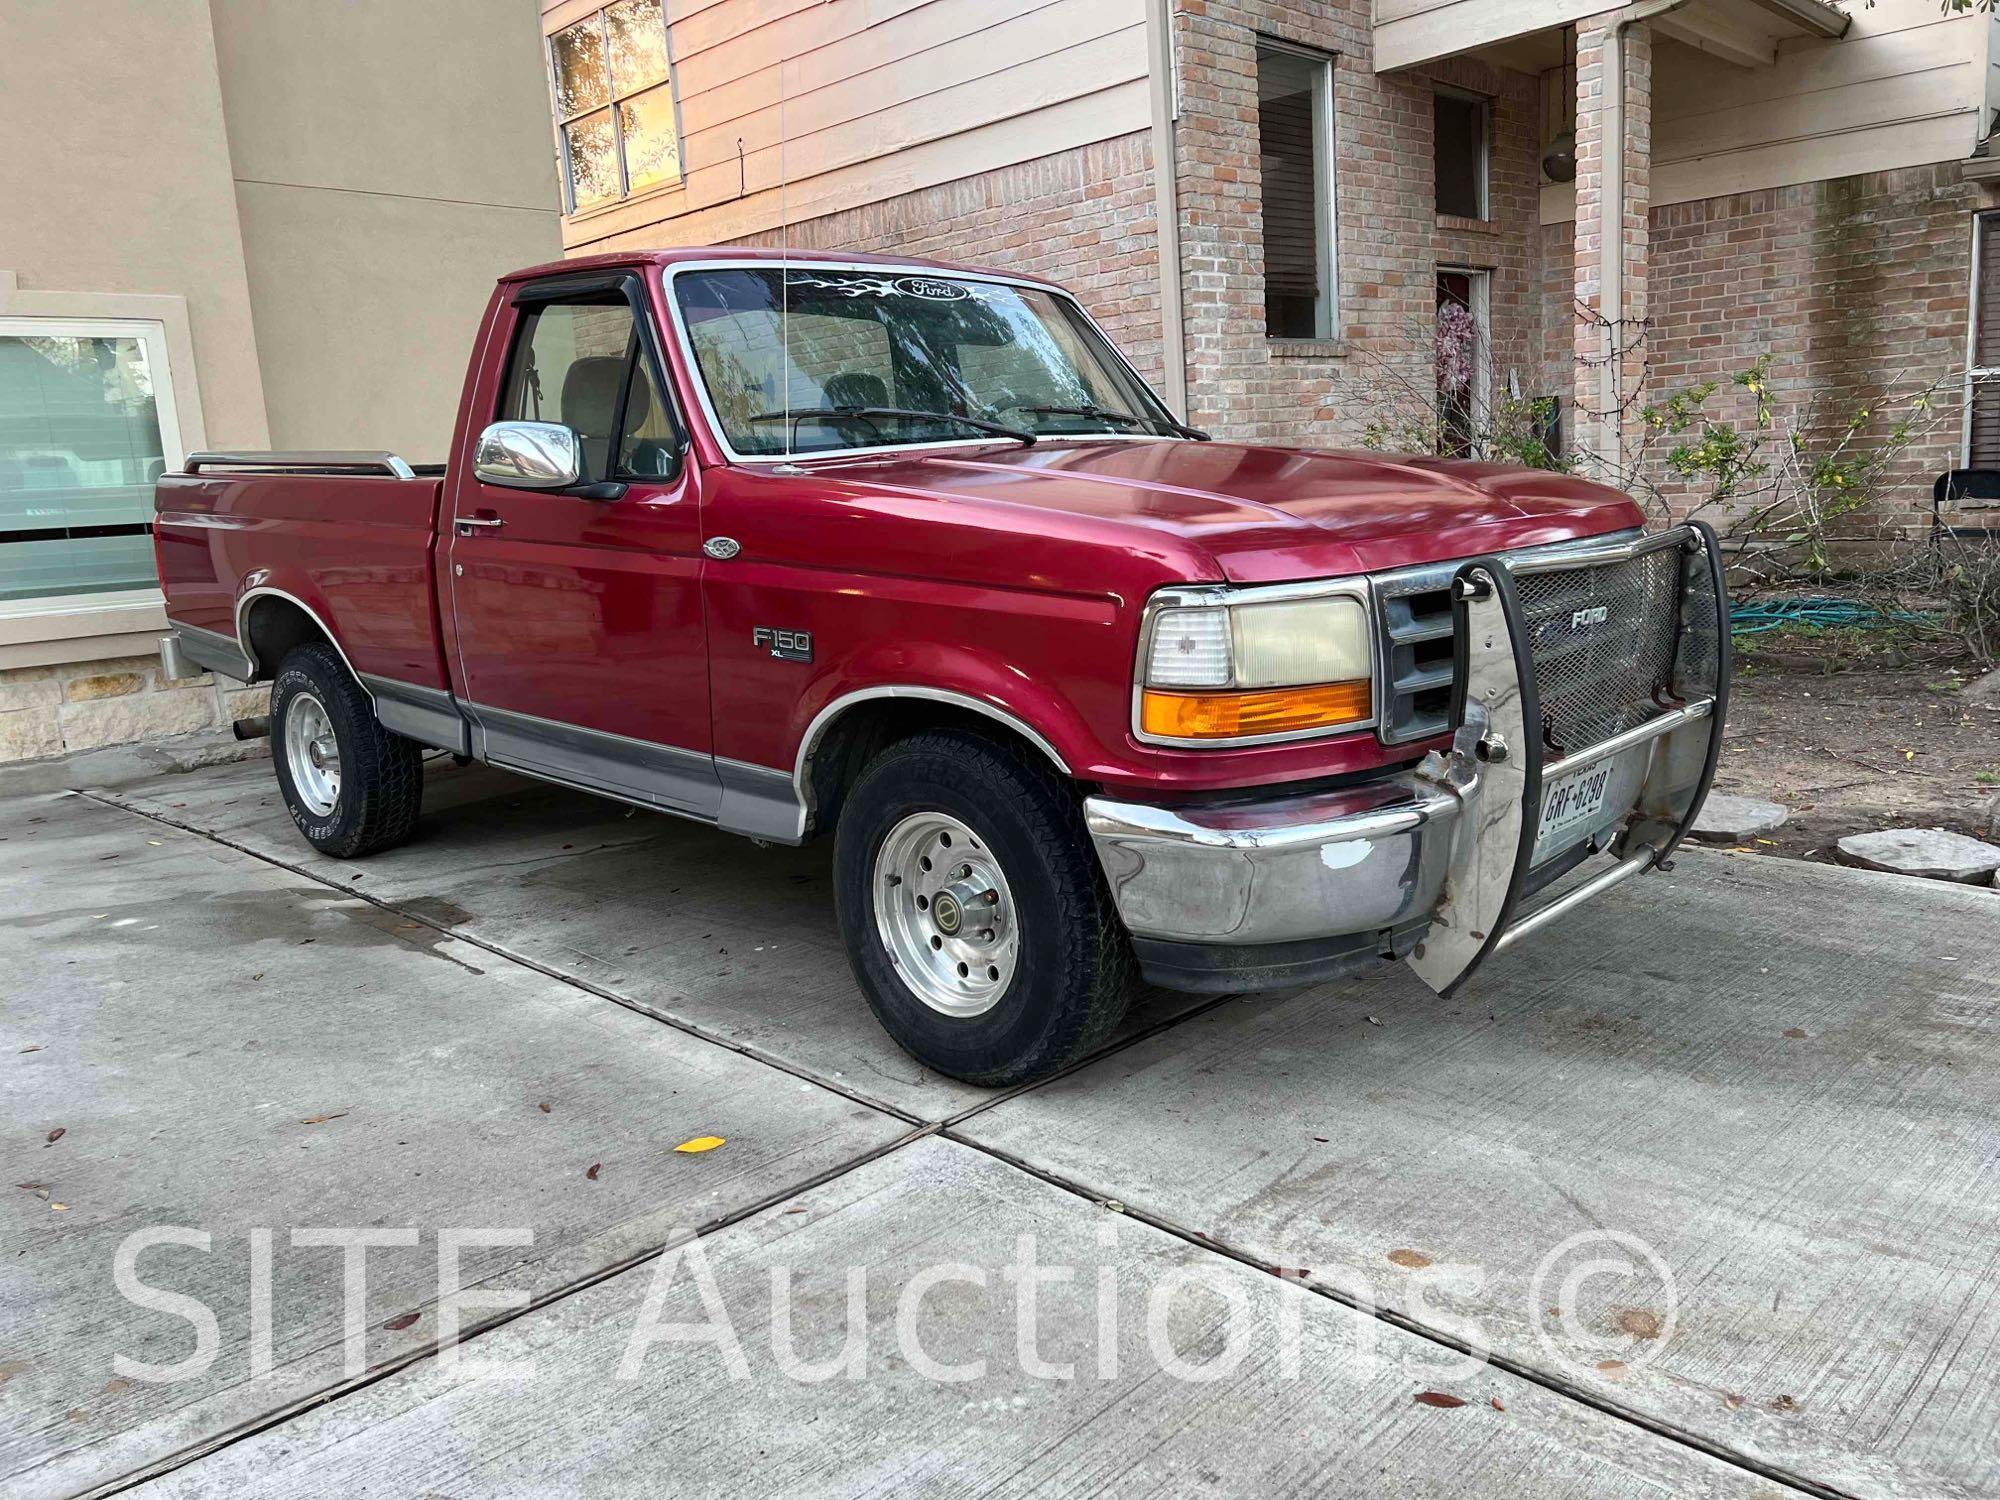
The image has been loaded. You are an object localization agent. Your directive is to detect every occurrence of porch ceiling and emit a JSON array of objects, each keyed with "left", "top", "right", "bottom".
[{"left": 1375, "top": 0, "right": 1851, "bottom": 75}]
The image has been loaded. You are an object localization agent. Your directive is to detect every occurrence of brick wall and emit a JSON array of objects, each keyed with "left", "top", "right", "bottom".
[
  {"left": 0, "top": 656, "right": 266, "bottom": 764},
  {"left": 1170, "top": 0, "right": 1545, "bottom": 445},
  {"left": 732, "top": 133, "right": 1168, "bottom": 389},
  {"left": 1640, "top": 163, "right": 1983, "bottom": 526}
]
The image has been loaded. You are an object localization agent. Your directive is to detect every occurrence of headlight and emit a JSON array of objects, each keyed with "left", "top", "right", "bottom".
[{"left": 1138, "top": 587, "right": 1373, "bottom": 743}]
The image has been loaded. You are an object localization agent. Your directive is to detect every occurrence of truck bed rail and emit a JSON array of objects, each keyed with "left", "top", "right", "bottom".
[{"left": 180, "top": 451, "right": 424, "bottom": 480}]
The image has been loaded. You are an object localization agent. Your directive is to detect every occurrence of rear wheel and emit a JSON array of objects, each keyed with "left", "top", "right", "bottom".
[
  {"left": 270, "top": 642, "right": 423, "bottom": 858},
  {"left": 833, "top": 730, "right": 1131, "bottom": 1086}
]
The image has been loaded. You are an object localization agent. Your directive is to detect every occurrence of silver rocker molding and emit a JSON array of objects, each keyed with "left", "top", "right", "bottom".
[
  {"left": 465, "top": 700, "right": 726, "bottom": 823},
  {"left": 360, "top": 676, "right": 471, "bottom": 757},
  {"left": 171, "top": 623, "right": 255, "bottom": 683}
]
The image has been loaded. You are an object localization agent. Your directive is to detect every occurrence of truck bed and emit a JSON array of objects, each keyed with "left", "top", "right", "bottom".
[{"left": 153, "top": 452, "right": 452, "bottom": 692}]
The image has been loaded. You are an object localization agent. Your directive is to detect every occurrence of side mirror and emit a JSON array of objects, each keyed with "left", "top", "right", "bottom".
[{"left": 473, "top": 421, "right": 581, "bottom": 490}]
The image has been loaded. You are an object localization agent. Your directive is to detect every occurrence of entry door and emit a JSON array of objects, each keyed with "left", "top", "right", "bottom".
[{"left": 446, "top": 287, "right": 718, "bottom": 817}]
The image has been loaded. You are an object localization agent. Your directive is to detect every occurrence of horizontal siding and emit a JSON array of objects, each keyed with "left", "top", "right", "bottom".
[
  {"left": 1542, "top": 0, "right": 1985, "bottom": 222},
  {"left": 552, "top": 0, "right": 1149, "bottom": 249}
]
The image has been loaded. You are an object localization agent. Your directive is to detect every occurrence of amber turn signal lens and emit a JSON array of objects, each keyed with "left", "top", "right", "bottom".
[{"left": 1140, "top": 680, "right": 1372, "bottom": 740}]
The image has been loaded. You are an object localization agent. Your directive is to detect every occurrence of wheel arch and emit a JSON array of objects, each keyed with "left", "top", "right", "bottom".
[
  {"left": 797, "top": 688, "right": 1072, "bottom": 839},
  {"left": 236, "top": 587, "right": 371, "bottom": 699}
]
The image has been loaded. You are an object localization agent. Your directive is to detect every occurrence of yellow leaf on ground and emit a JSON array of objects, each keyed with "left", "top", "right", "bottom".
[{"left": 674, "top": 1136, "right": 726, "bottom": 1154}]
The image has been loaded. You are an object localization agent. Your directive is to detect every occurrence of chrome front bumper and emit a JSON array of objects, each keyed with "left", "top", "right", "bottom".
[
  {"left": 1084, "top": 775, "right": 1461, "bottom": 992},
  {"left": 1086, "top": 524, "right": 1731, "bottom": 996}
]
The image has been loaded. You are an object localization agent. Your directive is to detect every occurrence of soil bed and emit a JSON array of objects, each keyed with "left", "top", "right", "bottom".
[{"left": 1718, "top": 627, "right": 1998, "bottom": 866}]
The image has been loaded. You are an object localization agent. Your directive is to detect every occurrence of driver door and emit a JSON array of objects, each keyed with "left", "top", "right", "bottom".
[{"left": 445, "top": 278, "right": 717, "bottom": 817}]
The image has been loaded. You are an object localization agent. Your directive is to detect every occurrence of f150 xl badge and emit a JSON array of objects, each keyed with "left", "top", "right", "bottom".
[{"left": 753, "top": 626, "right": 814, "bottom": 663}]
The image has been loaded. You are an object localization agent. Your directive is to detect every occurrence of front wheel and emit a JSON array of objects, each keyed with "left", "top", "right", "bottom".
[
  {"left": 270, "top": 642, "right": 423, "bottom": 858},
  {"left": 833, "top": 730, "right": 1131, "bottom": 1086}
]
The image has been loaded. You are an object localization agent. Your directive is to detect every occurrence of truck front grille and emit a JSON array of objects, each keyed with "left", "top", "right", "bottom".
[
  {"left": 1376, "top": 571, "right": 1458, "bottom": 744},
  {"left": 1515, "top": 548, "right": 1681, "bottom": 755},
  {"left": 1371, "top": 530, "right": 1650, "bottom": 749}
]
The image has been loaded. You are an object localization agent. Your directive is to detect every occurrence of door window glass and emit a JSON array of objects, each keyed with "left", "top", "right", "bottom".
[{"left": 501, "top": 300, "right": 636, "bottom": 482}]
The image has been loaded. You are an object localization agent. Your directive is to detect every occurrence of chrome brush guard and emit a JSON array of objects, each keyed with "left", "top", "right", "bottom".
[{"left": 1405, "top": 522, "right": 1731, "bottom": 995}]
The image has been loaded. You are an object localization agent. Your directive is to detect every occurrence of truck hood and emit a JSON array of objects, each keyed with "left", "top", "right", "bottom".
[{"left": 834, "top": 439, "right": 1646, "bottom": 583}]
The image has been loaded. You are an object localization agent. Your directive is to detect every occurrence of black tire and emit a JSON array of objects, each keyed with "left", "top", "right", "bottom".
[
  {"left": 833, "top": 729, "right": 1132, "bottom": 1086},
  {"left": 269, "top": 642, "right": 423, "bottom": 858}
]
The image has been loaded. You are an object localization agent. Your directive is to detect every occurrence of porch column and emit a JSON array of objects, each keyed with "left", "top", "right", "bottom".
[{"left": 1573, "top": 10, "right": 1653, "bottom": 478}]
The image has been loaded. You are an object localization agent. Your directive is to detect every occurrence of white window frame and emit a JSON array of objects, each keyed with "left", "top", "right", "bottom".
[
  {"left": 1434, "top": 85, "right": 1492, "bottom": 222},
  {"left": 1436, "top": 266, "right": 1493, "bottom": 451},
  {"left": 0, "top": 314, "right": 183, "bottom": 617},
  {"left": 1258, "top": 38, "right": 1341, "bottom": 343},
  {"left": 547, "top": 0, "right": 683, "bottom": 216},
  {"left": 1963, "top": 211, "right": 1999, "bottom": 466}
]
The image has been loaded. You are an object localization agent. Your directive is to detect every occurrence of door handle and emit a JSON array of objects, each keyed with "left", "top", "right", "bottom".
[{"left": 455, "top": 515, "right": 505, "bottom": 535}]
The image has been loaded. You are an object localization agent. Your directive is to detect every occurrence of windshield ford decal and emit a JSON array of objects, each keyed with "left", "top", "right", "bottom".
[{"left": 784, "top": 272, "right": 975, "bottom": 302}]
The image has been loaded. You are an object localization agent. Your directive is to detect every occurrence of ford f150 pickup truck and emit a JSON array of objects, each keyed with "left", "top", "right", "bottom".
[{"left": 154, "top": 249, "right": 1728, "bottom": 1085}]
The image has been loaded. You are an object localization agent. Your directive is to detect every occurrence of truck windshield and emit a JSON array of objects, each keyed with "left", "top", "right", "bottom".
[{"left": 672, "top": 267, "right": 1185, "bottom": 457}]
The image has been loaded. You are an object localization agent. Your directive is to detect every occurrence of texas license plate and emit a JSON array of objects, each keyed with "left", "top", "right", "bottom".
[{"left": 1537, "top": 760, "right": 1614, "bottom": 850}]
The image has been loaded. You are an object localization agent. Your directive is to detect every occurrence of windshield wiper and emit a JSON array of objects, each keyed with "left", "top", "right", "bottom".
[
  {"left": 1013, "top": 403, "right": 1143, "bottom": 428},
  {"left": 746, "top": 406, "right": 1036, "bottom": 447},
  {"left": 1013, "top": 403, "right": 1210, "bottom": 441}
]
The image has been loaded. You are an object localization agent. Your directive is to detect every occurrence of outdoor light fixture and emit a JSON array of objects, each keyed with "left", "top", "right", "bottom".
[{"left": 1543, "top": 27, "right": 1578, "bottom": 183}]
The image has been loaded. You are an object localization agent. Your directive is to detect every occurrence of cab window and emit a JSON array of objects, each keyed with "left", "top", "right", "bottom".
[{"left": 500, "top": 294, "right": 678, "bottom": 481}]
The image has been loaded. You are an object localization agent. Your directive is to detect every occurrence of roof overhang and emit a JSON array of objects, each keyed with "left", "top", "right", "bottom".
[{"left": 1374, "top": 0, "right": 1851, "bottom": 75}]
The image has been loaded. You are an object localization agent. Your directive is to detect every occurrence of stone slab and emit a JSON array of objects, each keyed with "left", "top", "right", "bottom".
[{"left": 1835, "top": 826, "right": 2000, "bottom": 884}]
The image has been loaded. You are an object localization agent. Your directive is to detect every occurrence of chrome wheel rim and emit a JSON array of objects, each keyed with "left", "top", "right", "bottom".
[
  {"left": 872, "top": 811, "right": 1019, "bottom": 1018},
  {"left": 284, "top": 691, "right": 341, "bottom": 817}
]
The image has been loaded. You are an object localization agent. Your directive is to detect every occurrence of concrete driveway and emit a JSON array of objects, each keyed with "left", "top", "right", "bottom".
[{"left": 3, "top": 755, "right": 1995, "bottom": 1499}]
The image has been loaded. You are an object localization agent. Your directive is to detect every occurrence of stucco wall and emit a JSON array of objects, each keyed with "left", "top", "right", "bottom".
[
  {"left": 209, "top": 0, "right": 564, "bottom": 459},
  {"left": 0, "top": 0, "right": 270, "bottom": 449}
]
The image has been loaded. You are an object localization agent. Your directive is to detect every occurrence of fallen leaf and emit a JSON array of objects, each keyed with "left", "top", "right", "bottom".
[
  {"left": 1595, "top": 1360, "right": 1628, "bottom": 1380},
  {"left": 19, "top": 1045, "right": 41, "bottom": 1054},
  {"left": 51, "top": 1203, "right": 69, "bottom": 1212},
  {"left": 1272, "top": 1267, "right": 1312, "bottom": 1282},
  {"left": 1489, "top": 1396, "right": 1505, "bottom": 1411},
  {"left": 1723, "top": 1393, "right": 1746, "bottom": 1410},
  {"left": 1311, "top": 1135, "right": 1328, "bottom": 1143},
  {"left": 15, "top": 1183, "right": 48, "bottom": 1197},
  {"left": 1364, "top": 1015, "right": 1383, "bottom": 1026},
  {"left": 0, "top": 1360, "right": 29, "bottom": 1385},
  {"left": 1769, "top": 1393, "right": 1799, "bottom": 1413},
  {"left": 784, "top": 1207, "right": 807, "bottom": 1215},
  {"left": 1615, "top": 1307, "right": 1663, "bottom": 1340},
  {"left": 299, "top": 1112, "right": 347, "bottom": 1125},
  {"left": 1387, "top": 1248, "right": 1433, "bottom": 1269},
  {"left": 1414, "top": 1391, "right": 1466, "bottom": 1408},
  {"left": 538, "top": 1101, "right": 551, "bottom": 1113},
  {"left": 585, "top": 1163, "right": 602, "bottom": 1180},
  {"left": 382, "top": 1311, "right": 420, "bottom": 1331},
  {"left": 1783, "top": 1027, "right": 1808, "bottom": 1040},
  {"left": 100, "top": 1377, "right": 131, "bottom": 1396},
  {"left": 673, "top": 1136, "right": 726, "bottom": 1154},
  {"left": 45, "top": 1128, "right": 64, "bottom": 1144}
]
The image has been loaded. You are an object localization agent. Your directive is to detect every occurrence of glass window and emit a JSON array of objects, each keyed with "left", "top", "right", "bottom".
[
  {"left": 500, "top": 297, "right": 676, "bottom": 482},
  {"left": 549, "top": 1, "right": 682, "bottom": 212},
  {"left": 1257, "top": 43, "right": 1336, "bottom": 340},
  {"left": 673, "top": 268, "right": 1179, "bottom": 457},
  {"left": 0, "top": 319, "right": 179, "bottom": 604},
  {"left": 1435, "top": 90, "right": 1490, "bottom": 220},
  {"left": 502, "top": 300, "right": 636, "bottom": 482}
]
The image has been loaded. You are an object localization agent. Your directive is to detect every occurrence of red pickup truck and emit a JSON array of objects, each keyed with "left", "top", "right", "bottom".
[{"left": 154, "top": 249, "right": 1728, "bottom": 1085}]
